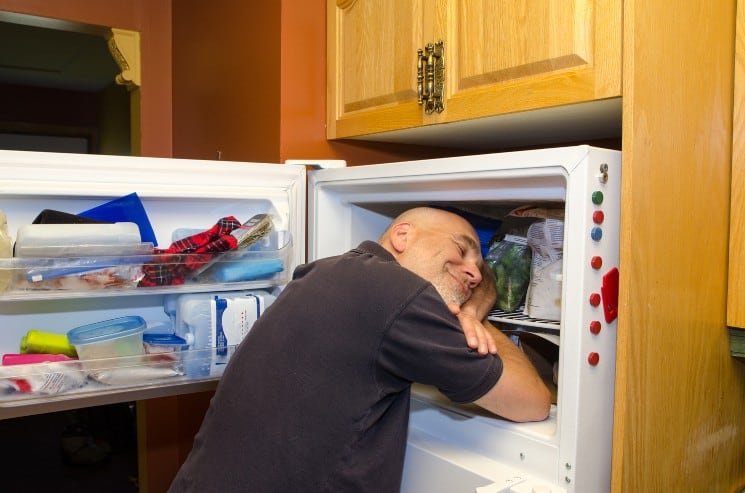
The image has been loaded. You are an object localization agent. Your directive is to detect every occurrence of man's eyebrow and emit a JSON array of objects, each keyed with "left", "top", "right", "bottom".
[{"left": 453, "top": 233, "right": 480, "bottom": 253}]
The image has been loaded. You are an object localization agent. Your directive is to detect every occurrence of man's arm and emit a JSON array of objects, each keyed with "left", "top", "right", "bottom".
[
  {"left": 452, "top": 262, "right": 498, "bottom": 354},
  {"left": 457, "top": 262, "right": 551, "bottom": 422},
  {"left": 472, "top": 319, "right": 551, "bottom": 422}
]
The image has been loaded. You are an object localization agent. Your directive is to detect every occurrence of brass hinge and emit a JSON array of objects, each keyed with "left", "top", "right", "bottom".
[{"left": 417, "top": 40, "right": 445, "bottom": 114}]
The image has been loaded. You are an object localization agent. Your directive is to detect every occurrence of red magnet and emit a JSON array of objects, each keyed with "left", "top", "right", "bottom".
[
  {"left": 589, "top": 293, "right": 601, "bottom": 307},
  {"left": 588, "top": 352, "right": 600, "bottom": 366},
  {"left": 591, "top": 256, "right": 603, "bottom": 270}
]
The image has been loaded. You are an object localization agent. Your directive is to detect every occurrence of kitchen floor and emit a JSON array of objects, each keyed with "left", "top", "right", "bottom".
[{"left": 0, "top": 403, "right": 139, "bottom": 492}]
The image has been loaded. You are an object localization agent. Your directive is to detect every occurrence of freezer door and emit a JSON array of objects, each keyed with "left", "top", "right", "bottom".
[{"left": 0, "top": 150, "right": 306, "bottom": 417}]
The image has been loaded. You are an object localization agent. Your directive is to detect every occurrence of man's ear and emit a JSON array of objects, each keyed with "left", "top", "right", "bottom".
[{"left": 387, "top": 222, "right": 412, "bottom": 254}]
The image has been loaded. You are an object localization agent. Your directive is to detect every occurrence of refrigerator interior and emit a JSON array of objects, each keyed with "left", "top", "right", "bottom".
[
  {"left": 0, "top": 150, "right": 305, "bottom": 417},
  {"left": 307, "top": 146, "right": 620, "bottom": 493}
]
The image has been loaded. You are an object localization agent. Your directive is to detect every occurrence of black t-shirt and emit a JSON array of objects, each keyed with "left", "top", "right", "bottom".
[{"left": 169, "top": 241, "right": 503, "bottom": 493}]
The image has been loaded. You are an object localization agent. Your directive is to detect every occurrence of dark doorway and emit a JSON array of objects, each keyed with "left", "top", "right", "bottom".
[
  {"left": 0, "top": 17, "right": 131, "bottom": 155},
  {"left": 0, "top": 13, "right": 138, "bottom": 493}
]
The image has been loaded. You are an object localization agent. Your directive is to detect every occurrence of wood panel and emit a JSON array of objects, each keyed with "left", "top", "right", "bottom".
[
  {"left": 327, "top": 0, "right": 428, "bottom": 139},
  {"left": 442, "top": 0, "right": 621, "bottom": 123},
  {"left": 328, "top": 0, "right": 621, "bottom": 139},
  {"left": 729, "top": 0, "right": 745, "bottom": 329},
  {"left": 613, "top": 1, "right": 745, "bottom": 491}
]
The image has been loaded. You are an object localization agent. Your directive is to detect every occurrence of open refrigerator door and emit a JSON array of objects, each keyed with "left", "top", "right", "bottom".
[{"left": 0, "top": 150, "right": 306, "bottom": 417}]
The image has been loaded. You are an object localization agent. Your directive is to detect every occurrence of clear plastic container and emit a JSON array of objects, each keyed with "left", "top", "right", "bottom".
[
  {"left": 0, "top": 210, "right": 11, "bottom": 291},
  {"left": 67, "top": 316, "right": 147, "bottom": 364},
  {"left": 143, "top": 332, "right": 188, "bottom": 354}
]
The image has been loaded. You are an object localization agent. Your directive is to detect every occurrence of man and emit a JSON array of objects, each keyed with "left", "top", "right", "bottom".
[{"left": 169, "top": 207, "right": 550, "bottom": 493}]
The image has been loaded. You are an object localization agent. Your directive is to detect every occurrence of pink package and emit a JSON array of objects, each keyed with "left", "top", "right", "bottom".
[{"left": 2, "top": 353, "right": 76, "bottom": 365}]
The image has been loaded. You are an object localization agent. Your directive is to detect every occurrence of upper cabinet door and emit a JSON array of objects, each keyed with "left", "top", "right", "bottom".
[
  {"left": 327, "top": 0, "right": 622, "bottom": 140},
  {"left": 327, "top": 0, "right": 431, "bottom": 139},
  {"left": 444, "top": 0, "right": 622, "bottom": 123}
]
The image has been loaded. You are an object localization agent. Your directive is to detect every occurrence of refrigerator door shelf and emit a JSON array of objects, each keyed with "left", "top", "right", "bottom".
[
  {"left": 0, "top": 346, "right": 235, "bottom": 419},
  {"left": 0, "top": 237, "right": 292, "bottom": 301}
]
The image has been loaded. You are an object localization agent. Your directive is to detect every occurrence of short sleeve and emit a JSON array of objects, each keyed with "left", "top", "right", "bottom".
[{"left": 377, "top": 285, "right": 503, "bottom": 403}]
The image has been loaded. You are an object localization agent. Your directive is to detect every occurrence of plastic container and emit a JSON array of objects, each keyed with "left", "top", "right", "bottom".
[
  {"left": 0, "top": 210, "right": 11, "bottom": 291},
  {"left": 143, "top": 333, "right": 188, "bottom": 354},
  {"left": 67, "top": 316, "right": 147, "bottom": 362},
  {"left": 166, "top": 290, "right": 276, "bottom": 376},
  {"left": 14, "top": 222, "right": 142, "bottom": 257}
]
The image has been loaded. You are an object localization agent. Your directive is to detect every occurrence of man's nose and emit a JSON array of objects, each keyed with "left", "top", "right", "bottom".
[{"left": 466, "top": 262, "right": 482, "bottom": 287}]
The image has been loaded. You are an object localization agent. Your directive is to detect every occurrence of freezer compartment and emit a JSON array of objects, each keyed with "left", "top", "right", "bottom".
[
  {"left": 403, "top": 385, "right": 564, "bottom": 492},
  {"left": 0, "top": 232, "right": 292, "bottom": 297},
  {"left": 333, "top": 200, "right": 565, "bottom": 401},
  {"left": 403, "top": 425, "right": 564, "bottom": 493},
  {"left": 308, "top": 146, "right": 621, "bottom": 492},
  {"left": 405, "top": 383, "right": 563, "bottom": 493}
]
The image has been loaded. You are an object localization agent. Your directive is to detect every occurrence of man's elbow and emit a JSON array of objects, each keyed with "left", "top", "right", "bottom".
[
  {"left": 519, "top": 384, "right": 552, "bottom": 422},
  {"left": 475, "top": 382, "right": 552, "bottom": 422}
]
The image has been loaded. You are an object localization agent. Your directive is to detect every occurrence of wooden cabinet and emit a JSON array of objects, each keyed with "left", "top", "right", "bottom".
[
  {"left": 327, "top": 0, "right": 622, "bottom": 140},
  {"left": 729, "top": 0, "right": 745, "bottom": 330}
]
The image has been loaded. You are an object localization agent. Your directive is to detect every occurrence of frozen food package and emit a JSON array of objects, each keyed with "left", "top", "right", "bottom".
[
  {"left": 523, "top": 219, "right": 564, "bottom": 320},
  {"left": 485, "top": 234, "right": 532, "bottom": 312}
]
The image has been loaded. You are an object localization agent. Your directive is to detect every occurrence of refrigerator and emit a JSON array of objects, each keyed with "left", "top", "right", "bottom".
[{"left": 0, "top": 145, "right": 620, "bottom": 493}]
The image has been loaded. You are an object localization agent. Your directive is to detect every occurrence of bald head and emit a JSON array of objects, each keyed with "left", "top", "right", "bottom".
[
  {"left": 379, "top": 207, "right": 478, "bottom": 244},
  {"left": 378, "top": 207, "right": 483, "bottom": 307}
]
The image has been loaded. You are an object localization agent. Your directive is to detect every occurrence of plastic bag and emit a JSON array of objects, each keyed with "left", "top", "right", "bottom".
[
  {"left": 524, "top": 219, "right": 564, "bottom": 320},
  {"left": 485, "top": 234, "right": 532, "bottom": 312}
]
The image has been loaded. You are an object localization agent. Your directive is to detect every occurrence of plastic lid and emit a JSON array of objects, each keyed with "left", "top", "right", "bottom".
[
  {"left": 143, "top": 333, "right": 187, "bottom": 346},
  {"left": 67, "top": 316, "right": 147, "bottom": 345}
]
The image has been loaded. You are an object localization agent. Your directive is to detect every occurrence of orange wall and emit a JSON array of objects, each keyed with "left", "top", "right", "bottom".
[
  {"left": 0, "top": 0, "right": 173, "bottom": 158},
  {"left": 172, "top": 0, "right": 281, "bottom": 162}
]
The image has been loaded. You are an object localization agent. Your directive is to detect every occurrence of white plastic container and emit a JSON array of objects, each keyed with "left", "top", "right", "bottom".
[
  {"left": 166, "top": 290, "right": 276, "bottom": 376},
  {"left": 14, "top": 222, "right": 142, "bottom": 257}
]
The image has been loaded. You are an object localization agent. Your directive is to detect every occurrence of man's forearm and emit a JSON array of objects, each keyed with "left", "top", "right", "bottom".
[{"left": 474, "top": 320, "right": 551, "bottom": 422}]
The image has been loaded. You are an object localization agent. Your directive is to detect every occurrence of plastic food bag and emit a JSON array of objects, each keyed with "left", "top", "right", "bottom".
[
  {"left": 485, "top": 234, "right": 532, "bottom": 312},
  {"left": 524, "top": 219, "right": 564, "bottom": 320}
]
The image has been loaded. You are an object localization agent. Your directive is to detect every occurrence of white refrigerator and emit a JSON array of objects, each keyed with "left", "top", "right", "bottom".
[{"left": 0, "top": 145, "right": 620, "bottom": 493}]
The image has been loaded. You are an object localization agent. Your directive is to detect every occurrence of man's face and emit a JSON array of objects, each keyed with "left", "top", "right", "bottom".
[{"left": 398, "top": 215, "right": 483, "bottom": 307}]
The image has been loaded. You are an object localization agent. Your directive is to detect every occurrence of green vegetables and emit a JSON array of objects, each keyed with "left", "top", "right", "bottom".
[{"left": 485, "top": 235, "right": 532, "bottom": 312}]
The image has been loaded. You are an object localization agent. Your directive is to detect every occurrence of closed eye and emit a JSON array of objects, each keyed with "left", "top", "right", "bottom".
[
  {"left": 454, "top": 241, "right": 466, "bottom": 255},
  {"left": 451, "top": 234, "right": 479, "bottom": 258}
]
